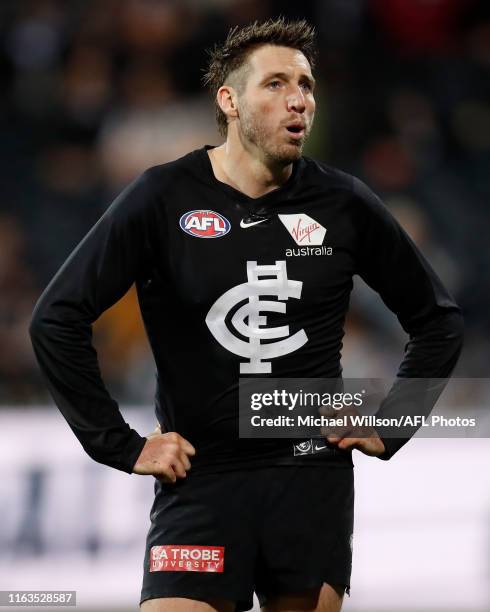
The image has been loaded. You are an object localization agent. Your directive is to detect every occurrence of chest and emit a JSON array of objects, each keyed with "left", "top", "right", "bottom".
[{"left": 148, "top": 188, "right": 358, "bottom": 313}]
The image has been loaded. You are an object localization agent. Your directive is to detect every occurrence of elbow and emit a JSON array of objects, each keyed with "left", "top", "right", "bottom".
[
  {"left": 447, "top": 309, "right": 465, "bottom": 350},
  {"left": 29, "top": 297, "right": 52, "bottom": 346},
  {"left": 439, "top": 309, "right": 465, "bottom": 372},
  {"left": 29, "top": 308, "right": 44, "bottom": 346}
]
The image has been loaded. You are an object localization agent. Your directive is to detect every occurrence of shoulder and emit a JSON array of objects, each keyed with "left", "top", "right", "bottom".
[
  {"left": 301, "top": 156, "right": 356, "bottom": 192},
  {"left": 104, "top": 151, "right": 196, "bottom": 218},
  {"left": 302, "top": 156, "right": 389, "bottom": 216},
  {"left": 139, "top": 149, "right": 202, "bottom": 193},
  {"left": 112, "top": 149, "right": 202, "bottom": 220}
]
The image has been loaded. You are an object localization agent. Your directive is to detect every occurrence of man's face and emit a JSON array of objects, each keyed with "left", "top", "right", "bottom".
[{"left": 234, "top": 44, "right": 316, "bottom": 165}]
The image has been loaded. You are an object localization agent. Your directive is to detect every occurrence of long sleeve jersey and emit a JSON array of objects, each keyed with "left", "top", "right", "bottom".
[{"left": 29, "top": 146, "right": 464, "bottom": 474}]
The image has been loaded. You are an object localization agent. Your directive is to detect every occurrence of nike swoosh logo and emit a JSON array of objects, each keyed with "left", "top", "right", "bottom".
[{"left": 240, "top": 218, "right": 267, "bottom": 228}]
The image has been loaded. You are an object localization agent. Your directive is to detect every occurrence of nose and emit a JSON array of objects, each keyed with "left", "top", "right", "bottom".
[{"left": 286, "top": 87, "right": 306, "bottom": 113}]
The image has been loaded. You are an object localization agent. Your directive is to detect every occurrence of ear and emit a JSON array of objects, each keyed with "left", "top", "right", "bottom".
[{"left": 216, "top": 85, "right": 239, "bottom": 121}]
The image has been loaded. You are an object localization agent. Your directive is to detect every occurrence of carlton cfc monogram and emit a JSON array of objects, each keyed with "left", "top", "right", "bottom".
[{"left": 206, "top": 260, "right": 308, "bottom": 373}]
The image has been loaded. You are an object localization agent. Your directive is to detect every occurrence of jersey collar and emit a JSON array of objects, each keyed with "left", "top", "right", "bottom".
[{"left": 197, "top": 145, "right": 304, "bottom": 214}]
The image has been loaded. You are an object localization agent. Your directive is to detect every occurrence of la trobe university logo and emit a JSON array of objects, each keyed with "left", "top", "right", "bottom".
[{"left": 205, "top": 260, "right": 308, "bottom": 373}]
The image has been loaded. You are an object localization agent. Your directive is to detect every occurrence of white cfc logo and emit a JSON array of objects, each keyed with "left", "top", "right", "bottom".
[{"left": 205, "top": 261, "right": 308, "bottom": 373}]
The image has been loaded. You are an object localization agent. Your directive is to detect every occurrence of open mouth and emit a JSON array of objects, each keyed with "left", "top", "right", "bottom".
[{"left": 285, "top": 125, "right": 305, "bottom": 139}]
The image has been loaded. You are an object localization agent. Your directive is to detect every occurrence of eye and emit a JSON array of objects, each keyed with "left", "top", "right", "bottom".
[
  {"left": 267, "top": 80, "right": 282, "bottom": 89},
  {"left": 300, "top": 81, "right": 313, "bottom": 92}
]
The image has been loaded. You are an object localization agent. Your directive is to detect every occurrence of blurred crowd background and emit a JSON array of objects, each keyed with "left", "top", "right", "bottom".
[{"left": 1, "top": 0, "right": 489, "bottom": 405}]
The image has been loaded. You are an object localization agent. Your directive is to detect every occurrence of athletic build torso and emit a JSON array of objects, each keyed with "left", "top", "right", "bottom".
[{"left": 30, "top": 146, "right": 463, "bottom": 473}]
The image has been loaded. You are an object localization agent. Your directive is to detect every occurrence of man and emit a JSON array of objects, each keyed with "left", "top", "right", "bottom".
[{"left": 30, "top": 18, "right": 463, "bottom": 612}]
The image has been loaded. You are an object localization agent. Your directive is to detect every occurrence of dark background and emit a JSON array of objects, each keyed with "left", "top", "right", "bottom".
[{"left": 1, "top": 0, "right": 489, "bottom": 405}]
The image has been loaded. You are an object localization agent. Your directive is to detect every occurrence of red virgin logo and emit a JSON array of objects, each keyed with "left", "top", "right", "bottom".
[
  {"left": 278, "top": 213, "right": 327, "bottom": 246},
  {"left": 292, "top": 218, "right": 321, "bottom": 243}
]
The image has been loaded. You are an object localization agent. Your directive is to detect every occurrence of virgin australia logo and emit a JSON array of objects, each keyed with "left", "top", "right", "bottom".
[
  {"left": 278, "top": 213, "right": 332, "bottom": 257},
  {"left": 278, "top": 213, "right": 326, "bottom": 245},
  {"left": 205, "top": 261, "right": 308, "bottom": 374}
]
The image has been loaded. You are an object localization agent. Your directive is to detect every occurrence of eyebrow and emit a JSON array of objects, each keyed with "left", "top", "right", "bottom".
[{"left": 260, "top": 71, "right": 316, "bottom": 88}]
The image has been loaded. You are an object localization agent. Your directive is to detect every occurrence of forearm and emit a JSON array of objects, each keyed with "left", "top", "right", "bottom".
[
  {"left": 376, "top": 309, "right": 464, "bottom": 460},
  {"left": 29, "top": 170, "right": 157, "bottom": 472},
  {"left": 29, "top": 300, "right": 146, "bottom": 473}
]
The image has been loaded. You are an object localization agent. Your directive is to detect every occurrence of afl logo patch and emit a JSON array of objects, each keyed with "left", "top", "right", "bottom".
[{"left": 179, "top": 210, "right": 230, "bottom": 238}]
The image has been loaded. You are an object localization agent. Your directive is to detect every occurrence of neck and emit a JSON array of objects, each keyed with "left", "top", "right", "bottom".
[{"left": 208, "top": 134, "right": 294, "bottom": 199}]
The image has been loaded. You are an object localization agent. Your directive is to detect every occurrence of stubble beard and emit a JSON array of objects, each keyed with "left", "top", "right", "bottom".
[{"left": 239, "top": 102, "right": 312, "bottom": 166}]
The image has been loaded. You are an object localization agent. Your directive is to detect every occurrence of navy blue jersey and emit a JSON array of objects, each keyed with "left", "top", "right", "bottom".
[{"left": 30, "top": 146, "right": 463, "bottom": 473}]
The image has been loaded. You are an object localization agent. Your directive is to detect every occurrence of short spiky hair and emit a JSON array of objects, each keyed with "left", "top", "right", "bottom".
[{"left": 203, "top": 17, "right": 317, "bottom": 136}]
